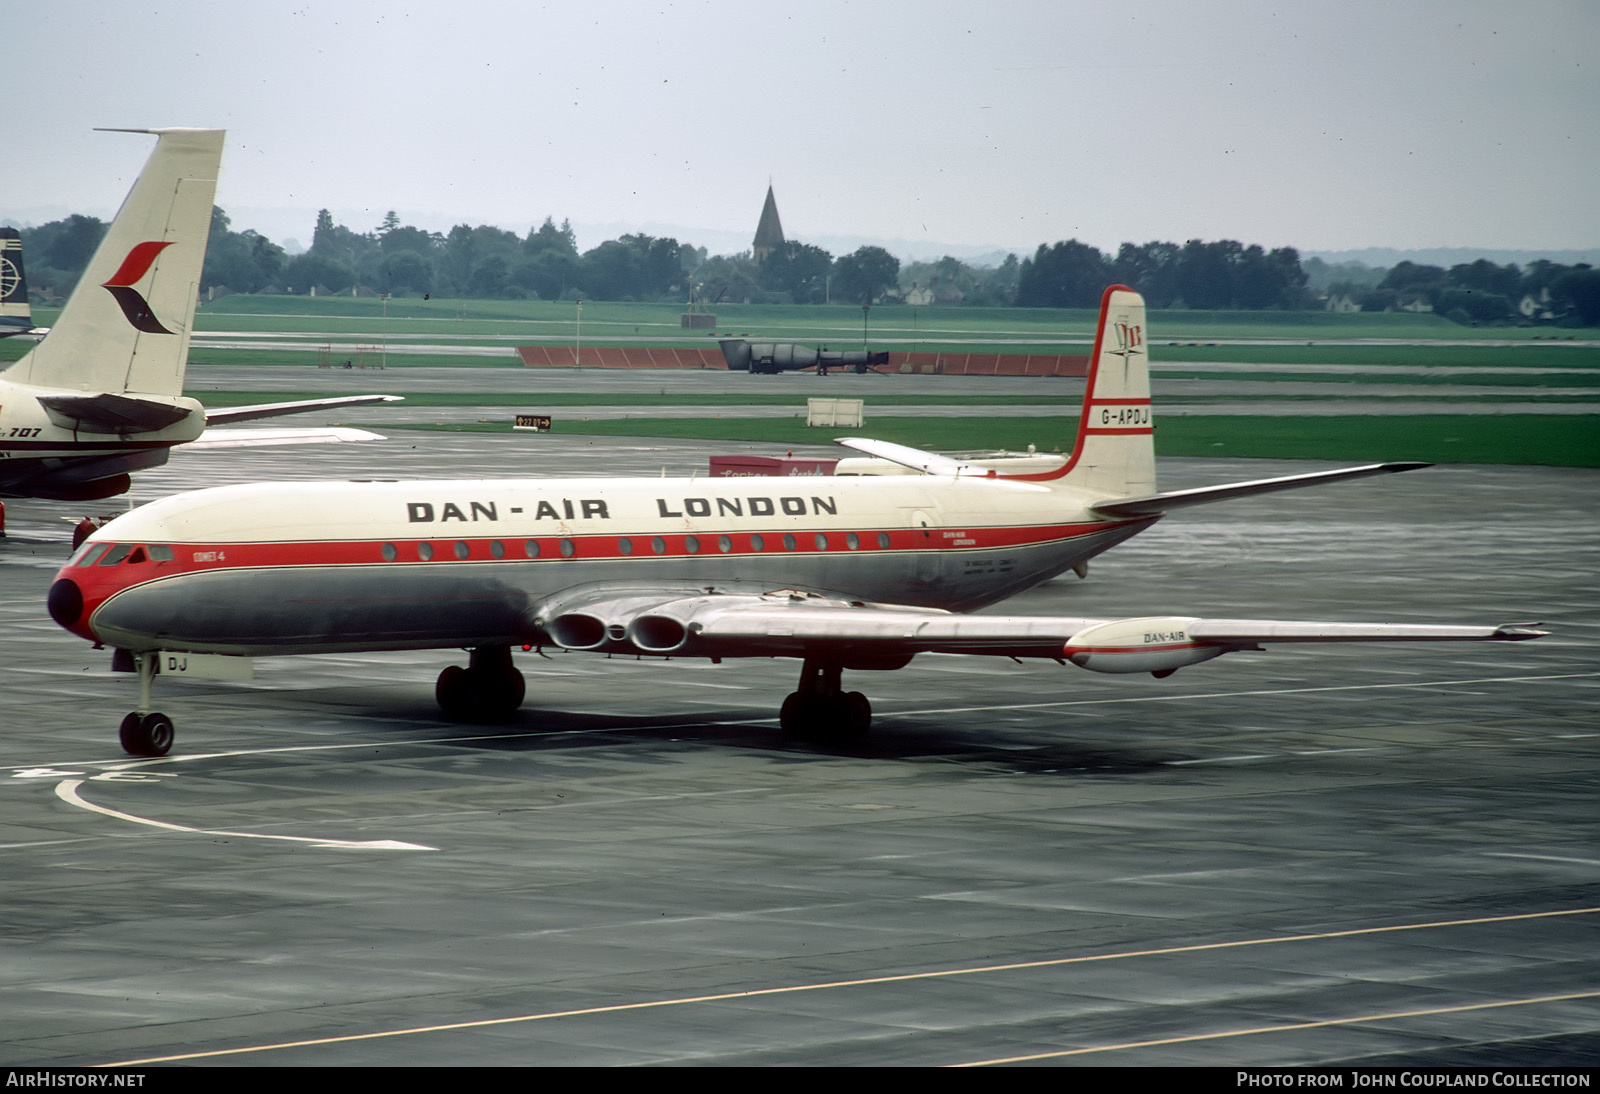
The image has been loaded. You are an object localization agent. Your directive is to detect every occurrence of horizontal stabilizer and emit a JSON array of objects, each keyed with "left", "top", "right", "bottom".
[
  {"left": 1089, "top": 462, "right": 1430, "bottom": 518},
  {"left": 205, "top": 394, "right": 403, "bottom": 425},
  {"left": 37, "top": 392, "right": 194, "bottom": 433},
  {"left": 0, "top": 319, "right": 44, "bottom": 338},
  {"left": 190, "top": 427, "right": 387, "bottom": 449}
]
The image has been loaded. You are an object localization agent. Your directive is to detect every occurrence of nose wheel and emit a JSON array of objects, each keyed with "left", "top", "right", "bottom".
[
  {"left": 119, "top": 711, "right": 174, "bottom": 757},
  {"left": 119, "top": 652, "right": 174, "bottom": 756}
]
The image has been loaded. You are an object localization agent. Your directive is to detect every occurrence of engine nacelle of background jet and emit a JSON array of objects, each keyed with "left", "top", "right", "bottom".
[{"left": 1062, "top": 617, "right": 1225, "bottom": 676}]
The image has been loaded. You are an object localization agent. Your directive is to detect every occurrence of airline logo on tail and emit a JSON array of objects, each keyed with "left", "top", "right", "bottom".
[
  {"left": 1, "top": 233, "right": 25, "bottom": 305},
  {"left": 102, "top": 241, "right": 176, "bottom": 334},
  {"left": 1111, "top": 320, "right": 1144, "bottom": 359}
]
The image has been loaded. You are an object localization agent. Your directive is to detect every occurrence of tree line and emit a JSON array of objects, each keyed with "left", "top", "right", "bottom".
[{"left": 12, "top": 207, "right": 1599, "bottom": 325}]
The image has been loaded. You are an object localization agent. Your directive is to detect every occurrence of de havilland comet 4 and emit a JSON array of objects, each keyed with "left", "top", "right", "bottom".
[{"left": 46, "top": 286, "right": 1545, "bottom": 756}]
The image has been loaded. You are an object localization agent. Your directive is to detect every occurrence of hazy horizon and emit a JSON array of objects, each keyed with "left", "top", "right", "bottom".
[{"left": 10, "top": 1, "right": 1596, "bottom": 264}]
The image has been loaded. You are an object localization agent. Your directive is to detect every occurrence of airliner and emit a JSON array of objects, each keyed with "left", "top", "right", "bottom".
[
  {"left": 1, "top": 128, "right": 397, "bottom": 525},
  {"left": 46, "top": 286, "right": 1544, "bottom": 756}
]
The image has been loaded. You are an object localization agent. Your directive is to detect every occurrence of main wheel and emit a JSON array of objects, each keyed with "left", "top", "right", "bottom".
[
  {"left": 779, "top": 691, "right": 872, "bottom": 743},
  {"left": 436, "top": 664, "right": 526, "bottom": 722},
  {"left": 435, "top": 665, "right": 471, "bottom": 717},
  {"left": 841, "top": 691, "right": 872, "bottom": 740},
  {"left": 779, "top": 691, "right": 811, "bottom": 737},
  {"left": 809, "top": 692, "right": 870, "bottom": 744},
  {"left": 119, "top": 711, "right": 174, "bottom": 757}
]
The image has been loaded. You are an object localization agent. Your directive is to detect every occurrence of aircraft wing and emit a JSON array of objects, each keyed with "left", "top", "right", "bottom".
[
  {"left": 532, "top": 586, "right": 1543, "bottom": 672},
  {"left": 834, "top": 437, "right": 991, "bottom": 477},
  {"left": 189, "top": 426, "right": 387, "bottom": 449},
  {"left": 204, "top": 394, "right": 403, "bottom": 425}
]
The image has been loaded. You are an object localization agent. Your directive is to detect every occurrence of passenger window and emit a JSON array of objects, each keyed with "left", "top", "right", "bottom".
[{"left": 381, "top": 543, "right": 398, "bottom": 561}]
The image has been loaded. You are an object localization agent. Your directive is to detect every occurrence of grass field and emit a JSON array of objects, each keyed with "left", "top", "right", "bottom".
[
  {"left": 25, "top": 297, "right": 1600, "bottom": 339},
  {"left": 6, "top": 295, "right": 1596, "bottom": 467},
  {"left": 189, "top": 294, "right": 1582, "bottom": 342}
]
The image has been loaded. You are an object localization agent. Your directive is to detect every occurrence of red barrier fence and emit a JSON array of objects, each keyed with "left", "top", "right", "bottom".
[{"left": 516, "top": 346, "right": 726, "bottom": 368}]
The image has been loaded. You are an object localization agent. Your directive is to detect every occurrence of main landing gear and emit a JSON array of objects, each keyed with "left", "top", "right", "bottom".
[
  {"left": 436, "top": 645, "right": 526, "bottom": 721},
  {"left": 780, "top": 657, "right": 872, "bottom": 743},
  {"left": 119, "top": 652, "right": 174, "bottom": 757}
]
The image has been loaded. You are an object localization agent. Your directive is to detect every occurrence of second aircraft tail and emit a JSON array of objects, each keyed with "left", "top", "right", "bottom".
[{"left": 4, "top": 128, "right": 224, "bottom": 397}]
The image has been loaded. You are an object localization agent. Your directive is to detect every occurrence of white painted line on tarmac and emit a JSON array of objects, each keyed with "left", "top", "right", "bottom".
[
  {"left": 97, "top": 905, "right": 1600, "bottom": 1066},
  {"left": 1484, "top": 851, "right": 1600, "bottom": 868},
  {"left": 54, "top": 778, "right": 435, "bottom": 851},
  {"left": 955, "top": 990, "right": 1600, "bottom": 1066}
]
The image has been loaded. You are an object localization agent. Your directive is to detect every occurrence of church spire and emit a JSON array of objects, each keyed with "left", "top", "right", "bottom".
[{"left": 753, "top": 184, "right": 785, "bottom": 265}]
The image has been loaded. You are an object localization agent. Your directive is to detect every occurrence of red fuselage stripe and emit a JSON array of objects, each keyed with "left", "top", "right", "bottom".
[
  {"left": 63, "top": 517, "right": 1151, "bottom": 632},
  {"left": 1064, "top": 643, "right": 1206, "bottom": 654}
]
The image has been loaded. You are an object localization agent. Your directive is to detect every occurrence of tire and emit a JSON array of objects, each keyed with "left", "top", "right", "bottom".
[
  {"left": 435, "top": 665, "right": 470, "bottom": 717},
  {"left": 779, "top": 692, "right": 811, "bottom": 737},
  {"left": 842, "top": 691, "right": 872, "bottom": 740},
  {"left": 119, "top": 711, "right": 174, "bottom": 757}
]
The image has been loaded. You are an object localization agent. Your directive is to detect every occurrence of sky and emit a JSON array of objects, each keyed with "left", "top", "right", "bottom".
[{"left": 7, "top": 0, "right": 1597, "bottom": 261}]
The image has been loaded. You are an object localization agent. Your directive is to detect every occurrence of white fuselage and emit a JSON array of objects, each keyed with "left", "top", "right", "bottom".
[{"left": 59, "top": 472, "right": 1153, "bottom": 656}]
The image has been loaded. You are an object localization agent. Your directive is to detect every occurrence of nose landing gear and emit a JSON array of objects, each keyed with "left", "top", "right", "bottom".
[{"left": 119, "top": 652, "right": 173, "bottom": 756}]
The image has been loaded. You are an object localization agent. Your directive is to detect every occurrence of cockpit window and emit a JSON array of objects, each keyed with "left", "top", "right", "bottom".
[
  {"left": 73, "top": 543, "right": 111, "bottom": 567},
  {"left": 147, "top": 545, "right": 175, "bottom": 561},
  {"left": 98, "top": 544, "right": 135, "bottom": 566}
]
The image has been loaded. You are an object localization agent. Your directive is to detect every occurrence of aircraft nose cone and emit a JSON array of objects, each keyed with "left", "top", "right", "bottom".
[{"left": 47, "top": 578, "right": 84, "bottom": 630}]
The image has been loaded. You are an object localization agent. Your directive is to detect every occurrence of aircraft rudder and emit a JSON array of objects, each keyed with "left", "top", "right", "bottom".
[{"left": 5, "top": 128, "right": 224, "bottom": 395}]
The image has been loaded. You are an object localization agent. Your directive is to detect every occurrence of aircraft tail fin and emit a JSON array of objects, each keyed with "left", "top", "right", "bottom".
[
  {"left": 0, "top": 228, "right": 35, "bottom": 336},
  {"left": 1001, "top": 285, "right": 1155, "bottom": 498},
  {"left": 4, "top": 128, "right": 224, "bottom": 396}
]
